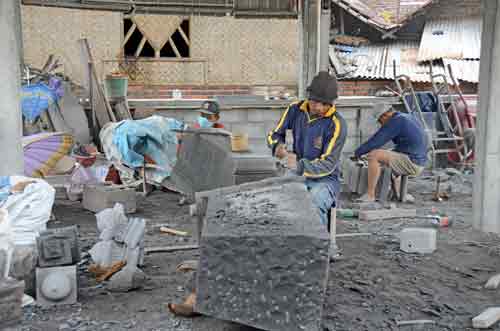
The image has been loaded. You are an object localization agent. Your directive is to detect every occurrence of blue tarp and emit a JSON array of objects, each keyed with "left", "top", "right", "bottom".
[
  {"left": 111, "top": 116, "right": 186, "bottom": 180},
  {"left": 404, "top": 92, "right": 437, "bottom": 114},
  {"left": 21, "top": 83, "right": 61, "bottom": 122},
  {"left": 0, "top": 176, "right": 10, "bottom": 203}
]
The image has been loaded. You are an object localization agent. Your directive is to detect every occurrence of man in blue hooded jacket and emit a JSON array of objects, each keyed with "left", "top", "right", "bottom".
[
  {"left": 354, "top": 105, "right": 428, "bottom": 202},
  {"left": 267, "top": 71, "right": 347, "bottom": 227}
]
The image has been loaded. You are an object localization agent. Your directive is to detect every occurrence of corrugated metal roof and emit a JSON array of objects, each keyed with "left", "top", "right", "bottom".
[
  {"left": 443, "top": 59, "right": 480, "bottom": 83},
  {"left": 332, "top": 0, "right": 435, "bottom": 30},
  {"left": 331, "top": 41, "right": 448, "bottom": 83},
  {"left": 417, "top": 17, "right": 482, "bottom": 62}
]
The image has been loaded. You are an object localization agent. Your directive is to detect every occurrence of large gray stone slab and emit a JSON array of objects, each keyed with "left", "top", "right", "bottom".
[
  {"left": 193, "top": 316, "right": 264, "bottom": 331},
  {"left": 195, "top": 181, "right": 329, "bottom": 331},
  {"left": 170, "top": 129, "right": 235, "bottom": 196}
]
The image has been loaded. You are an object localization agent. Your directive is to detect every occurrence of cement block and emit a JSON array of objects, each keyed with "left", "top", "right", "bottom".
[
  {"left": 183, "top": 111, "right": 200, "bottom": 123},
  {"left": 400, "top": 228, "right": 437, "bottom": 254},
  {"left": 247, "top": 109, "right": 281, "bottom": 123},
  {"left": 342, "top": 138, "right": 361, "bottom": 155},
  {"left": 36, "top": 265, "right": 77, "bottom": 306},
  {"left": 342, "top": 158, "right": 361, "bottom": 192},
  {"left": 220, "top": 110, "right": 249, "bottom": 123},
  {"left": 196, "top": 181, "right": 329, "bottom": 331},
  {"left": 472, "top": 307, "right": 500, "bottom": 329},
  {"left": 0, "top": 278, "right": 24, "bottom": 327},
  {"left": 37, "top": 226, "right": 80, "bottom": 267},
  {"left": 10, "top": 246, "right": 36, "bottom": 278},
  {"left": 339, "top": 108, "right": 359, "bottom": 121},
  {"left": 341, "top": 159, "right": 392, "bottom": 200},
  {"left": 82, "top": 185, "right": 137, "bottom": 214},
  {"left": 233, "top": 156, "right": 277, "bottom": 173},
  {"left": 9, "top": 245, "right": 37, "bottom": 296}
]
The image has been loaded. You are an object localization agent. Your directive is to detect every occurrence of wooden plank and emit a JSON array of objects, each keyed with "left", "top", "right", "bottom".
[
  {"left": 80, "top": 39, "right": 116, "bottom": 125},
  {"left": 135, "top": 36, "right": 148, "bottom": 57},
  {"left": 336, "top": 233, "right": 371, "bottom": 238},
  {"left": 122, "top": 23, "right": 137, "bottom": 48},
  {"left": 339, "top": 8, "right": 345, "bottom": 34},
  {"left": 178, "top": 26, "right": 190, "bottom": 46},
  {"left": 358, "top": 208, "right": 417, "bottom": 221},
  {"left": 145, "top": 245, "right": 198, "bottom": 254},
  {"left": 114, "top": 100, "right": 132, "bottom": 120},
  {"left": 168, "top": 37, "right": 181, "bottom": 58},
  {"left": 159, "top": 227, "right": 189, "bottom": 236}
]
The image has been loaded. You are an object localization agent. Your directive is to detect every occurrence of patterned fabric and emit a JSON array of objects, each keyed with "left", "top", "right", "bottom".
[
  {"left": 388, "top": 151, "right": 424, "bottom": 177},
  {"left": 22, "top": 132, "right": 75, "bottom": 178}
]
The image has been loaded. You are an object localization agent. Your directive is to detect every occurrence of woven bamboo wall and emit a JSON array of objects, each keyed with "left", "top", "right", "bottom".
[
  {"left": 21, "top": 6, "right": 122, "bottom": 85},
  {"left": 21, "top": 5, "right": 299, "bottom": 86},
  {"left": 191, "top": 15, "right": 298, "bottom": 85}
]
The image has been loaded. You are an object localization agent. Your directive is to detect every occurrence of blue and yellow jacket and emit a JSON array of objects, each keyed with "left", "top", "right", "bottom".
[{"left": 267, "top": 100, "right": 347, "bottom": 180}]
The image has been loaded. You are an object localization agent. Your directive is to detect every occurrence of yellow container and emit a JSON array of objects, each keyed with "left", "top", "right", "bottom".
[{"left": 231, "top": 133, "right": 249, "bottom": 152}]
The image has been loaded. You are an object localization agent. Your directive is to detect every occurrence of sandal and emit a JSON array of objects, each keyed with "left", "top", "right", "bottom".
[{"left": 355, "top": 193, "right": 375, "bottom": 203}]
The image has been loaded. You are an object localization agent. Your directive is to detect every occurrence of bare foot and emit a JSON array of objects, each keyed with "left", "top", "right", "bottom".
[{"left": 167, "top": 293, "right": 200, "bottom": 317}]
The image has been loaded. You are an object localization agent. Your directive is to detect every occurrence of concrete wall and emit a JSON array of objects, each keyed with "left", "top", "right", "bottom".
[
  {"left": 473, "top": 0, "right": 500, "bottom": 233},
  {"left": 0, "top": 0, "right": 24, "bottom": 176},
  {"left": 21, "top": 5, "right": 298, "bottom": 87}
]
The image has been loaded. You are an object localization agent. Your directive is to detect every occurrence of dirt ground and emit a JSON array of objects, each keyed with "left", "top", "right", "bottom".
[{"left": 8, "top": 170, "right": 500, "bottom": 331}]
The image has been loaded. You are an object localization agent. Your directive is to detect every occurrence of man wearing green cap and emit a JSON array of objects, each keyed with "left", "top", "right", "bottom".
[
  {"left": 353, "top": 104, "right": 428, "bottom": 202},
  {"left": 193, "top": 100, "right": 225, "bottom": 129},
  {"left": 267, "top": 71, "right": 347, "bottom": 227}
]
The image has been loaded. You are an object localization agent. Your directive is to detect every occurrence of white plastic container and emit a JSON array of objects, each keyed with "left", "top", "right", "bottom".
[{"left": 400, "top": 227, "right": 437, "bottom": 254}]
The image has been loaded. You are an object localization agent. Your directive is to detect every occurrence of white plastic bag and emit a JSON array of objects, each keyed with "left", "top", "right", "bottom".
[
  {"left": 0, "top": 208, "right": 14, "bottom": 278},
  {"left": 65, "top": 164, "right": 109, "bottom": 200},
  {"left": 96, "top": 203, "right": 128, "bottom": 241},
  {"left": 2, "top": 176, "right": 55, "bottom": 246}
]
